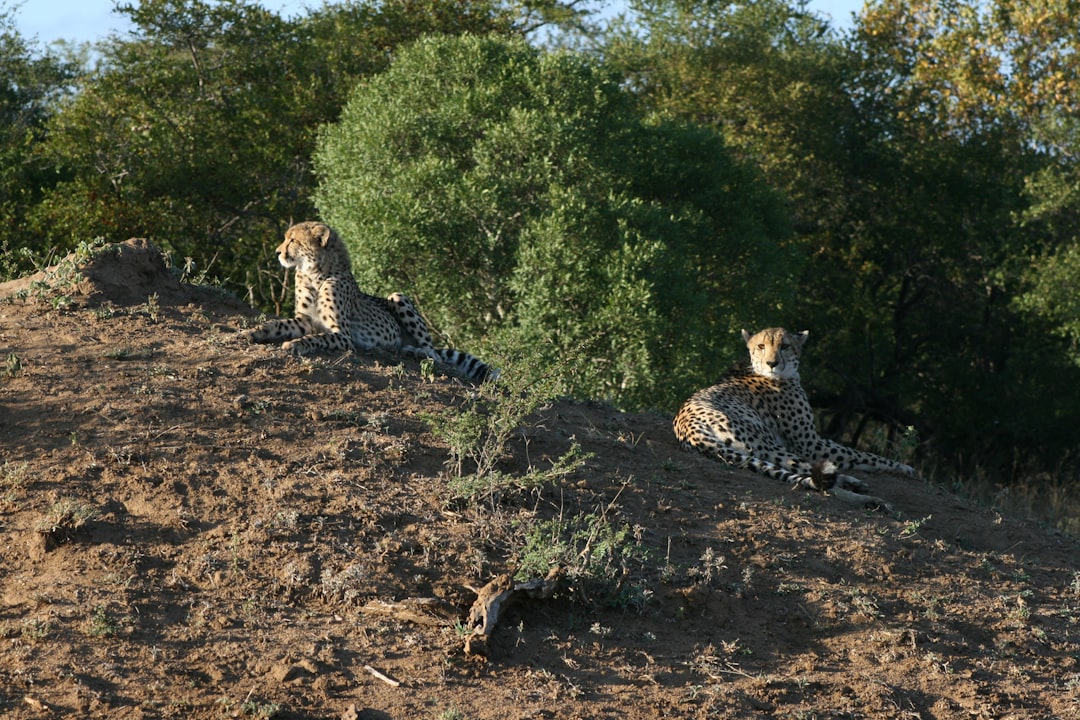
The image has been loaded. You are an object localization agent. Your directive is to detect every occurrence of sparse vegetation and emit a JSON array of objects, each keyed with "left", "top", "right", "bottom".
[
  {"left": 36, "top": 497, "right": 98, "bottom": 544},
  {"left": 427, "top": 345, "right": 591, "bottom": 505},
  {"left": 3, "top": 352, "right": 20, "bottom": 378},
  {"left": 87, "top": 606, "right": 118, "bottom": 638},
  {"left": 2, "top": 1, "right": 1080, "bottom": 714},
  {"left": 0, "top": 460, "right": 29, "bottom": 494},
  {"left": 516, "top": 502, "right": 651, "bottom": 609},
  {"left": 0, "top": 277, "right": 1076, "bottom": 718}
]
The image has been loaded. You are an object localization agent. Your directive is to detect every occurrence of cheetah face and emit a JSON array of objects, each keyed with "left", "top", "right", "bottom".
[
  {"left": 274, "top": 221, "right": 334, "bottom": 273},
  {"left": 741, "top": 327, "right": 809, "bottom": 380}
]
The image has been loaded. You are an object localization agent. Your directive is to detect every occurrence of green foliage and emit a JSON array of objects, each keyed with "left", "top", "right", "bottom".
[
  {"left": 0, "top": 8, "right": 80, "bottom": 277},
  {"left": 14, "top": 0, "right": 515, "bottom": 310},
  {"left": 3, "top": 353, "right": 20, "bottom": 378},
  {"left": 448, "top": 443, "right": 591, "bottom": 505},
  {"left": 315, "top": 33, "right": 795, "bottom": 409},
  {"left": 1017, "top": 243, "right": 1080, "bottom": 362},
  {"left": 426, "top": 342, "right": 591, "bottom": 504},
  {"left": 516, "top": 509, "right": 651, "bottom": 609},
  {"left": 605, "top": 0, "right": 1080, "bottom": 495},
  {"left": 87, "top": 606, "right": 119, "bottom": 638}
]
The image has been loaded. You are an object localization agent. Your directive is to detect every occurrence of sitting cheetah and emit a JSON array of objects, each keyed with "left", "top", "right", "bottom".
[
  {"left": 673, "top": 327, "right": 916, "bottom": 510},
  {"left": 248, "top": 221, "right": 495, "bottom": 381}
]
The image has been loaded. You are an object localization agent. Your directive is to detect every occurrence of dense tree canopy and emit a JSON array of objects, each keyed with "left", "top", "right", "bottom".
[
  {"left": 603, "top": 0, "right": 1080, "bottom": 486},
  {"left": 14, "top": 0, "right": 519, "bottom": 305}
]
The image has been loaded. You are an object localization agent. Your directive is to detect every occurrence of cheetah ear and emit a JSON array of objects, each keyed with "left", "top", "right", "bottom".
[
  {"left": 793, "top": 330, "right": 810, "bottom": 348},
  {"left": 315, "top": 223, "right": 334, "bottom": 247},
  {"left": 741, "top": 329, "right": 751, "bottom": 343}
]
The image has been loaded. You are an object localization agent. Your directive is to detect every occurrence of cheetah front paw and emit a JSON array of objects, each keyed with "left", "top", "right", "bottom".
[
  {"left": 834, "top": 475, "right": 892, "bottom": 512},
  {"left": 836, "top": 474, "right": 869, "bottom": 493},
  {"left": 828, "top": 485, "right": 892, "bottom": 513},
  {"left": 281, "top": 339, "right": 308, "bottom": 356}
]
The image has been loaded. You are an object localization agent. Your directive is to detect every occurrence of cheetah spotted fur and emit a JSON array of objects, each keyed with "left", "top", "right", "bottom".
[
  {"left": 248, "top": 221, "right": 494, "bottom": 381},
  {"left": 673, "top": 327, "right": 916, "bottom": 510}
]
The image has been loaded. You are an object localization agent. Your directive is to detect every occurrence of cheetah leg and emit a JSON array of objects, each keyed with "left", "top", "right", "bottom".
[
  {"left": 247, "top": 316, "right": 318, "bottom": 344},
  {"left": 697, "top": 443, "right": 892, "bottom": 512},
  {"left": 826, "top": 485, "right": 892, "bottom": 513},
  {"left": 798, "top": 437, "right": 917, "bottom": 478},
  {"left": 806, "top": 470, "right": 891, "bottom": 512},
  {"left": 249, "top": 317, "right": 351, "bottom": 355},
  {"left": 282, "top": 331, "right": 352, "bottom": 356},
  {"left": 386, "top": 292, "right": 435, "bottom": 352},
  {"left": 385, "top": 292, "right": 496, "bottom": 381}
]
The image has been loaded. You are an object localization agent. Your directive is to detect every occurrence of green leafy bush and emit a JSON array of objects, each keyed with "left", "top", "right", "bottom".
[{"left": 314, "top": 34, "right": 795, "bottom": 410}]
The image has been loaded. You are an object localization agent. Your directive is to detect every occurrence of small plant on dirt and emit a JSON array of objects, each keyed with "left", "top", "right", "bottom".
[
  {"left": 426, "top": 344, "right": 591, "bottom": 506},
  {"left": 516, "top": 502, "right": 650, "bottom": 609},
  {"left": 447, "top": 442, "right": 591, "bottom": 503},
  {"left": 0, "top": 464, "right": 27, "bottom": 510},
  {"left": 419, "top": 356, "right": 437, "bottom": 382},
  {"left": 776, "top": 582, "right": 807, "bottom": 596},
  {"left": 240, "top": 700, "right": 281, "bottom": 718},
  {"left": 13, "top": 237, "right": 112, "bottom": 302},
  {"left": 1, "top": 461, "right": 29, "bottom": 491},
  {"left": 849, "top": 589, "right": 882, "bottom": 620},
  {"left": 92, "top": 300, "right": 117, "bottom": 319},
  {"left": 912, "top": 591, "right": 949, "bottom": 622},
  {"left": 87, "top": 606, "right": 118, "bottom": 637},
  {"left": 899, "top": 514, "right": 932, "bottom": 538},
  {"left": 3, "top": 353, "right": 21, "bottom": 378},
  {"left": 37, "top": 497, "right": 98, "bottom": 544},
  {"left": 687, "top": 547, "right": 727, "bottom": 587},
  {"left": 1006, "top": 591, "right": 1033, "bottom": 624},
  {"left": 321, "top": 562, "right": 369, "bottom": 604},
  {"left": 133, "top": 292, "right": 162, "bottom": 322},
  {"left": 20, "top": 619, "right": 51, "bottom": 641}
]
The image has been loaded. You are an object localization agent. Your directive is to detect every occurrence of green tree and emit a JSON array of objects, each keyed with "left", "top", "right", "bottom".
[
  {"left": 604, "top": 0, "right": 1080, "bottom": 488},
  {"left": 27, "top": 0, "right": 516, "bottom": 308},
  {"left": 854, "top": 0, "right": 1080, "bottom": 481},
  {"left": 604, "top": 0, "right": 941, "bottom": 434},
  {"left": 314, "top": 34, "right": 794, "bottom": 408},
  {"left": 0, "top": 6, "right": 79, "bottom": 276}
]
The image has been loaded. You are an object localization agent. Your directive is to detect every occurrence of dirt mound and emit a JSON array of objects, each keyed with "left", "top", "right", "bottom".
[
  {"left": 0, "top": 248, "right": 1078, "bottom": 719},
  {"left": 0, "top": 238, "right": 248, "bottom": 309}
]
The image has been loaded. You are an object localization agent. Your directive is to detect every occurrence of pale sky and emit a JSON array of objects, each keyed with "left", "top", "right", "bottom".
[{"left": 10, "top": 0, "right": 864, "bottom": 47}]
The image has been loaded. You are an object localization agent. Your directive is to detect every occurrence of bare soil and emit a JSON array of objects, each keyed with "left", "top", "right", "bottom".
[{"left": 1, "top": 240, "right": 1078, "bottom": 719}]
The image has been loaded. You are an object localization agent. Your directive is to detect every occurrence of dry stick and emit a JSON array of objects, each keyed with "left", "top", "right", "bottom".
[{"left": 364, "top": 665, "right": 401, "bottom": 688}]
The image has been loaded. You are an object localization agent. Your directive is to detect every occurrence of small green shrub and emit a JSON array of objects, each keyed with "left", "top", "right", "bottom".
[
  {"left": 3, "top": 353, "right": 20, "bottom": 378},
  {"left": 427, "top": 343, "right": 592, "bottom": 506},
  {"left": 37, "top": 497, "right": 98, "bottom": 539},
  {"left": 87, "top": 606, "right": 118, "bottom": 638},
  {"left": 516, "top": 510, "right": 651, "bottom": 609}
]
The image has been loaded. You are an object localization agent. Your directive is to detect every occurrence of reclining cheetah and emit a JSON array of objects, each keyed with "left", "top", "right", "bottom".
[
  {"left": 673, "top": 327, "right": 916, "bottom": 510},
  {"left": 248, "top": 221, "right": 495, "bottom": 382}
]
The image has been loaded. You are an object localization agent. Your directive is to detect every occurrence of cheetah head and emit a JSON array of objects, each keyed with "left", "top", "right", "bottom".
[
  {"left": 741, "top": 327, "right": 809, "bottom": 380},
  {"left": 275, "top": 221, "right": 347, "bottom": 274}
]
